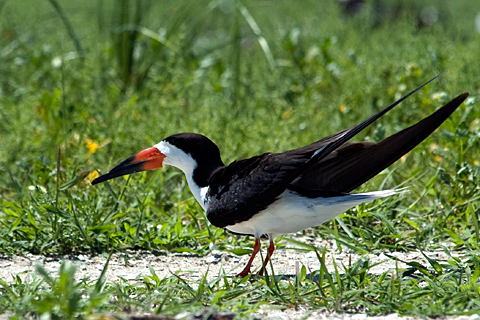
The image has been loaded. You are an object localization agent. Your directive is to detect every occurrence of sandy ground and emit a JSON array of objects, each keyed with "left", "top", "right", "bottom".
[
  {"left": 0, "top": 238, "right": 455, "bottom": 282},
  {"left": 0, "top": 238, "right": 467, "bottom": 320}
]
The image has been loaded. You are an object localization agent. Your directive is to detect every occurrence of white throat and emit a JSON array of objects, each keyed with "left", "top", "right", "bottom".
[{"left": 154, "top": 141, "right": 209, "bottom": 210}]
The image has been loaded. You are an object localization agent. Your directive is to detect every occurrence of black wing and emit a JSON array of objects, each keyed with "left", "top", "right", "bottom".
[{"left": 293, "top": 93, "right": 469, "bottom": 192}]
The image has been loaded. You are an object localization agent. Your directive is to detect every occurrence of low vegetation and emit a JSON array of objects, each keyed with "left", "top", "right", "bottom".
[{"left": 1, "top": 0, "right": 480, "bottom": 318}]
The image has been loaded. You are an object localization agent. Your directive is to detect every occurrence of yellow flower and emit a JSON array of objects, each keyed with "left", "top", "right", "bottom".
[
  {"left": 282, "top": 109, "right": 293, "bottom": 119},
  {"left": 88, "top": 171, "right": 99, "bottom": 182},
  {"left": 339, "top": 104, "right": 346, "bottom": 112},
  {"left": 85, "top": 138, "right": 99, "bottom": 154}
]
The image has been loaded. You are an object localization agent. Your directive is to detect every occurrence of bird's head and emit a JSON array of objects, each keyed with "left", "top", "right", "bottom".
[{"left": 91, "top": 133, "right": 223, "bottom": 186}]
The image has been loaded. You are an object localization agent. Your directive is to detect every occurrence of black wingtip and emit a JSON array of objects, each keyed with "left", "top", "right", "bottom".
[
  {"left": 457, "top": 92, "right": 470, "bottom": 100},
  {"left": 306, "top": 72, "right": 449, "bottom": 167}
]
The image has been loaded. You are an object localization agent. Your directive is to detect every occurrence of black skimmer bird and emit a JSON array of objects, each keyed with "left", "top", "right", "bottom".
[{"left": 92, "top": 75, "right": 468, "bottom": 277}]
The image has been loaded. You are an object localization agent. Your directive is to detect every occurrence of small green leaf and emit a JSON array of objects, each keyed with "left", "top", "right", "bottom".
[
  {"left": 403, "top": 218, "right": 421, "bottom": 231},
  {"left": 226, "top": 248, "right": 252, "bottom": 255},
  {"left": 59, "top": 170, "right": 90, "bottom": 190}
]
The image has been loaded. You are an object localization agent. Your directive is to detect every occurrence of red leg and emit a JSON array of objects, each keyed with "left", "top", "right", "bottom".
[
  {"left": 236, "top": 238, "right": 261, "bottom": 277},
  {"left": 258, "top": 239, "right": 275, "bottom": 276}
]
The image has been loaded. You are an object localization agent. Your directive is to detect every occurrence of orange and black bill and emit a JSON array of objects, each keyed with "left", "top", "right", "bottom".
[{"left": 91, "top": 147, "right": 165, "bottom": 185}]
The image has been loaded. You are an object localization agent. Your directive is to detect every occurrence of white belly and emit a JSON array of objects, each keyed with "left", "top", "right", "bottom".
[{"left": 225, "top": 189, "right": 399, "bottom": 238}]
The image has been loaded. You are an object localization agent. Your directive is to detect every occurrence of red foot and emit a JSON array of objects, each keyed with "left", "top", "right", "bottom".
[
  {"left": 258, "top": 240, "right": 275, "bottom": 276},
  {"left": 235, "top": 238, "right": 261, "bottom": 278},
  {"left": 236, "top": 268, "right": 251, "bottom": 278},
  {"left": 236, "top": 238, "right": 276, "bottom": 278}
]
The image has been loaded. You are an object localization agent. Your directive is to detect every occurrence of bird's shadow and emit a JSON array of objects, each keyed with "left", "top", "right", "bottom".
[{"left": 246, "top": 267, "right": 427, "bottom": 282}]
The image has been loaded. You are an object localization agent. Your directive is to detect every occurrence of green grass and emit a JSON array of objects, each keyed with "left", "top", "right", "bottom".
[{"left": 1, "top": 0, "right": 480, "bottom": 318}]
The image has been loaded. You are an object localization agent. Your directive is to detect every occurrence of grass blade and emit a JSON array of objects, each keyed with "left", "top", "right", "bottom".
[{"left": 47, "top": 0, "right": 84, "bottom": 58}]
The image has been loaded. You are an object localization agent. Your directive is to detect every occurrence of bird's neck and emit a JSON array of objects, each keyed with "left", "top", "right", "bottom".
[
  {"left": 185, "top": 175, "right": 210, "bottom": 211},
  {"left": 183, "top": 157, "right": 224, "bottom": 211},
  {"left": 155, "top": 139, "right": 224, "bottom": 210}
]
